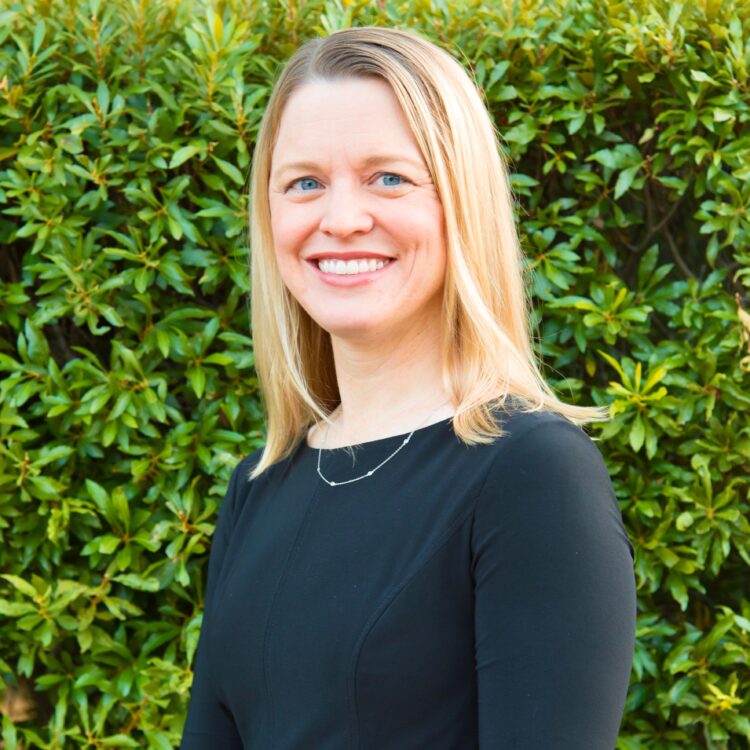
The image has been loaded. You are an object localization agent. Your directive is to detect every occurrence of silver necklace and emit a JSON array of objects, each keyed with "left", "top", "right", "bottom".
[{"left": 316, "top": 401, "right": 451, "bottom": 487}]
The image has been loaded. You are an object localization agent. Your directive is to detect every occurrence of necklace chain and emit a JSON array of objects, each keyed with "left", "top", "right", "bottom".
[{"left": 316, "top": 401, "right": 451, "bottom": 487}]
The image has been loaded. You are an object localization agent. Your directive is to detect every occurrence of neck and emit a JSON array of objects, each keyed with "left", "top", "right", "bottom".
[{"left": 313, "top": 322, "right": 454, "bottom": 448}]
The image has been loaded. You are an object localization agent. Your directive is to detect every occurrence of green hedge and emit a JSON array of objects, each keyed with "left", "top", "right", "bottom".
[{"left": 1, "top": 0, "right": 749, "bottom": 747}]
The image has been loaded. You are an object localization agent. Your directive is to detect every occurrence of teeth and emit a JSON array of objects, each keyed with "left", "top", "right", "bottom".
[{"left": 317, "top": 258, "right": 391, "bottom": 275}]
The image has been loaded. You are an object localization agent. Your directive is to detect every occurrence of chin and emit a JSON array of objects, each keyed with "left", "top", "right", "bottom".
[{"left": 318, "top": 317, "right": 390, "bottom": 340}]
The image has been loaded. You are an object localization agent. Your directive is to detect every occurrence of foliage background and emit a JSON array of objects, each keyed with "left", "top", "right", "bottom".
[{"left": 1, "top": 0, "right": 749, "bottom": 747}]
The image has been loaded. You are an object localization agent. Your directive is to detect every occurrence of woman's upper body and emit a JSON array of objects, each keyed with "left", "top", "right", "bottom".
[
  {"left": 181, "top": 24, "right": 638, "bottom": 749},
  {"left": 180, "top": 403, "right": 636, "bottom": 749}
]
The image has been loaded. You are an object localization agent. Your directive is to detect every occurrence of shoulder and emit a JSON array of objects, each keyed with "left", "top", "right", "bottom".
[
  {"left": 473, "top": 407, "right": 622, "bottom": 541},
  {"left": 487, "top": 407, "right": 607, "bottom": 477},
  {"left": 218, "top": 446, "right": 266, "bottom": 520},
  {"left": 234, "top": 446, "right": 265, "bottom": 485}
]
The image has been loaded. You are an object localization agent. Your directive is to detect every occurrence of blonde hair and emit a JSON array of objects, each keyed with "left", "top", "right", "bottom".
[{"left": 246, "top": 25, "right": 608, "bottom": 480}]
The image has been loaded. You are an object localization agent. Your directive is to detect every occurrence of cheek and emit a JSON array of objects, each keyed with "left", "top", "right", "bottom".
[
  {"left": 269, "top": 204, "right": 290, "bottom": 250},
  {"left": 391, "top": 203, "right": 445, "bottom": 254},
  {"left": 270, "top": 203, "right": 316, "bottom": 256}
]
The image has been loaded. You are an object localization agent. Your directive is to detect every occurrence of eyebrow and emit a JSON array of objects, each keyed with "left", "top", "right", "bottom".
[{"left": 271, "top": 153, "right": 426, "bottom": 179}]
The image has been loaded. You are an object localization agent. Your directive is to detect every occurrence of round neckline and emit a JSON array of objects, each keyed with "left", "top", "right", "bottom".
[{"left": 305, "top": 414, "right": 455, "bottom": 452}]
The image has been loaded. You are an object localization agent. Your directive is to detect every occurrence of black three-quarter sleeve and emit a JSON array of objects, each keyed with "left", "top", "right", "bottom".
[
  {"left": 180, "top": 456, "right": 252, "bottom": 750},
  {"left": 471, "top": 418, "right": 636, "bottom": 750}
]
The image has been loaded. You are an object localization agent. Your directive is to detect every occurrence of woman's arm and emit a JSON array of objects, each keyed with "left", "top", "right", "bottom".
[
  {"left": 472, "top": 417, "right": 637, "bottom": 749},
  {"left": 180, "top": 454, "right": 258, "bottom": 749}
]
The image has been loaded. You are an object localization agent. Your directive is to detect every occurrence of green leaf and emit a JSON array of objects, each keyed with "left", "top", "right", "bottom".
[
  {"left": 35, "top": 445, "right": 75, "bottom": 466},
  {"left": 111, "top": 487, "right": 130, "bottom": 531},
  {"left": 143, "top": 731, "right": 173, "bottom": 750},
  {"left": 212, "top": 11, "right": 224, "bottom": 45},
  {"left": 85, "top": 479, "right": 109, "bottom": 514},
  {"left": 2, "top": 714, "right": 18, "bottom": 747},
  {"left": 0, "top": 600, "right": 36, "bottom": 616},
  {"left": 96, "top": 79, "right": 110, "bottom": 117},
  {"left": 203, "top": 353, "right": 234, "bottom": 365},
  {"left": 31, "top": 19, "right": 46, "bottom": 54},
  {"left": 212, "top": 155, "right": 245, "bottom": 186},
  {"left": 690, "top": 69, "right": 719, "bottom": 85},
  {"left": 24, "top": 319, "right": 50, "bottom": 364},
  {"left": 99, "top": 534, "right": 122, "bottom": 554},
  {"left": 99, "top": 734, "right": 140, "bottom": 747},
  {"left": 614, "top": 165, "right": 640, "bottom": 199},
  {"left": 112, "top": 574, "right": 160, "bottom": 592},
  {"left": 630, "top": 416, "right": 645, "bottom": 452},
  {"left": 1, "top": 575, "right": 39, "bottom": 599},
  {"left": 169, "top": 145, "right": 202, "bottom": 169},
  {"left": 187, "top": 367, "right": 206, "bottom": 398}
]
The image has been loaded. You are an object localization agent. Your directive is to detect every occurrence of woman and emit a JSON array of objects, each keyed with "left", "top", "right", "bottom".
[{"left": 181, "top": 26, "right": 637, "bottom": 749}]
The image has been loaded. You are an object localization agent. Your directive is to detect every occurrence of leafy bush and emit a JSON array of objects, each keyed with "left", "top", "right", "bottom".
[{"left": 0, "top": 0, "right": 748, "bottom": 747}]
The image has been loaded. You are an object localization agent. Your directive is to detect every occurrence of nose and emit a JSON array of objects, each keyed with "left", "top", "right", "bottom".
[{"left": 319, "top": 180, "right": 374, "bottom": 237}]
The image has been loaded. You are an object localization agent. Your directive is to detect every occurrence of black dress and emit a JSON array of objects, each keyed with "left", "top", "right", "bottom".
[{"left": 180, "top": 406, "right": 637, "bottom": 749}]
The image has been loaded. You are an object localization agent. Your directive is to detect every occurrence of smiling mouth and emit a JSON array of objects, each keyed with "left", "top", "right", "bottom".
[{"left": 315, "top": 258, "right": 394, "bottom": 275}]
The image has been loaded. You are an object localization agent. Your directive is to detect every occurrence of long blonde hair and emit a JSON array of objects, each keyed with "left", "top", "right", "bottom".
[{"left": 246, "top": 26, "right": 608, "bottom": 480}]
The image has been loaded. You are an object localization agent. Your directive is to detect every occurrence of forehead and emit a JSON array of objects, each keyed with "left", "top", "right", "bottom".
[{"left": 271, "top": 77, "right": 424, "bottom": 165}]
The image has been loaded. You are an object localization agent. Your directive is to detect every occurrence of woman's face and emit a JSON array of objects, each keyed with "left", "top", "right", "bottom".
[{"left": 268, "top": 76, "right": 446, "bottom": 343}]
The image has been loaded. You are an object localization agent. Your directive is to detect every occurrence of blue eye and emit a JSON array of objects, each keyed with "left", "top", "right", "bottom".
[
  {"left": 380, "top": 173, "right": 405, "bottom": 187},
  {"left": 289, "top": 177, "right": 318, "bottom": 192}
]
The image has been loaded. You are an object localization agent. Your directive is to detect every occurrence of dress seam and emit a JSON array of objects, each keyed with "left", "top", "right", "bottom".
[
  {"left": 261, "top": 470, "right": 326, "bottom": 748},
  {"left": 347, "top": 493, "right": 482, "bottom": 750}
]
